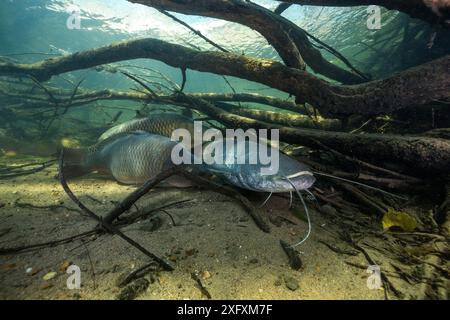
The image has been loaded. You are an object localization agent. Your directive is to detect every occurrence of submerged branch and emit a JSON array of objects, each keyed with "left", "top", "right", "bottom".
[
  {"left": 281, "top": 0, "right": 450, "bottom": 27},
  {"left": 59, "top": 150, "right": 175, "bottom": 271},
  {"left": 214, "top": 101, "right": 341, "bottom": 130},
  {"left": 0, "top": 84, "right": 310, "bottom": 115},
  {"left": 129, "top": 0, "right": 366, "bottom": 83},
  {"left": 172, "top": 93, "right": 450, "bottom": 174},
  {"left": 0, "top": 38, "right": 448, "bottom": 116}
]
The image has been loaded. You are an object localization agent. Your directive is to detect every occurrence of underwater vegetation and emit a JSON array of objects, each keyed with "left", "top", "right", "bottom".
[{"left": 0, "top": 0, "right": 449, "bottom": 300}]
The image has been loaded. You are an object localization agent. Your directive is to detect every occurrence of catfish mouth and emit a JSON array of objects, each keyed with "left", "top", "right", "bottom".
[
  {"left": 283, "top": 170, "right": 316, "bottom": 191},
  {"left": 266, "top": 171, "right": 315, "bottom": 193}
]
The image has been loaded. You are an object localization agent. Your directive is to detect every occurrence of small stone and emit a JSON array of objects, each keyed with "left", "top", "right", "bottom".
[
  {"left": 41, "top": 283, "right": 53, "bottom": 290},
  {"left": 25, "top": 267, "right": 33, "bottom": 274},
  {"left": 269, "top": 215, "right": 283, "bottom": 227},
  {"left": 274, "top": 276, "right": 282, "bottom": 287},
  {"left": 201, "top": 270, "right": 211, "bottom": 280},
  {"left": 31, "top": 268, "right": 42, "bottom": 276},
  {"left": 139, "top": 217, "right": 162, "bottom": 232},
  {"left": 73, "top": 293, "right": 81, "bottom": 300},
  {"left": 60, "top": 261, "right": 71, "bottom": 272},
  {"left": 284, "top": 276, "right": 299, "bottom": 291},
  {"left": 280, "top": 240, "right": 302, "bottom": 270},
  {"left": 185, "top": 248, "right": 198, "bottom": 257},
  {"left": 43, "top": 271, "right": 57, "bottom": 281},
  {"left": 320, "top": 204, "right": 337, "bottom": 215}
]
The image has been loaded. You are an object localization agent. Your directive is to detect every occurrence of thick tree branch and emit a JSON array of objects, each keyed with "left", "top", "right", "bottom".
[
  {"left": 2, "top": 74, "right": 448, "bottom": 174},
  {"left": 0, "top": 38, "right": 448, "bottom": 116},
  {"left": 134, "top": 0, "right": 305, "bottom": 70},
  {"left": 168, "top": 94, "right": 450, "bottom": 178},
  {"left": 173, "top": 93, "right": 450, "bottom": 174},
  {"left": 214, "top": 101, "right": 341, "bottom": 130},
  {"left": 274, "top": 2, "right": 293, "bottom": 14},
  {"left": 129, "top": 0, "right": 366, "bottom": 83},
  {"left": 281, "top": 0, "right": 450, "bottom": 27}
]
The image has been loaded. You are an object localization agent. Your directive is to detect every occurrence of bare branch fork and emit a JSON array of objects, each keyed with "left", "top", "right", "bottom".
[
  {"left": 0, "top": 38, "right": 447, "bottom": 117},
  {"left": 58, "top": 149, "right": 175, "bottom": 271}
]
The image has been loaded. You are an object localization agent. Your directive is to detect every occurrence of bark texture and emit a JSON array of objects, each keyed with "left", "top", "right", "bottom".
[
  {"left": 0, "top": 38, "right": 448, "bottom": 116},
  {"left": 174, "top": 93, "right": 450, "bottom": 174},
  {"left": 282, "top": 0, "right": 450, "bottom": 26},
  {"left": 129, "top": 0, "right": 366, "bottom": 83}
]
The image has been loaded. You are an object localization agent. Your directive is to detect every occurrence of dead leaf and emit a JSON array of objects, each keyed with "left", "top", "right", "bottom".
[
  {"left": 382, "top": 208, "right": 417, "bottom": 232},
  {"left": 43, "top": 271, "right": 57, "bottom": 281},
  {"left": 60, "top": 261, "right": 71, "bottom": 273}
]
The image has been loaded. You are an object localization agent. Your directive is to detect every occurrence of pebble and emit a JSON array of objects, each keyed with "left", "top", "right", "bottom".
[
  {"left": 30, "top": 268, "right": 42, "bottom": 276},
  {"left": 274, "top": 276, "right": 282, "bottom": 287},
  {"left": 72, "top": 293, "right": 81, "bottom": 300},
  {"left": 25, "top": 267, "right": 33, "bottom": 274},
  {"left": 60, "top": 261, "right": 71, "bottom": 272},
  {"left": 284, "top": 276, "right": 299, "bottom": 291},
  {"left": 201, "top": 270, "right": 211, "bottom": 280},
  {"left": 139, "top": 217, "right": 162, "bottom": 232},
  {"left": 41, "top": 283, "right": 53, "bottom": 290},
  {"left": 43, "top": 271, "right": 57, "bottom": 281},
  {"left": 184, "top": 248, "right": 198, "bottom": 257},
  {"left": 320, "top": 204, "right": 337, "bottom": 215}
]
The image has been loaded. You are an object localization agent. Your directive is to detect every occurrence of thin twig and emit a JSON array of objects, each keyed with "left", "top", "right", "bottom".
[{"left": 58, "top": 149, "right": 174, "bottom": 271}]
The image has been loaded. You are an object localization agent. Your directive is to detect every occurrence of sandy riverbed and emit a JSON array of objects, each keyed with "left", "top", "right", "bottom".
[{"left": 0, "top": 156, "right": 438, "bottom": 300}]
